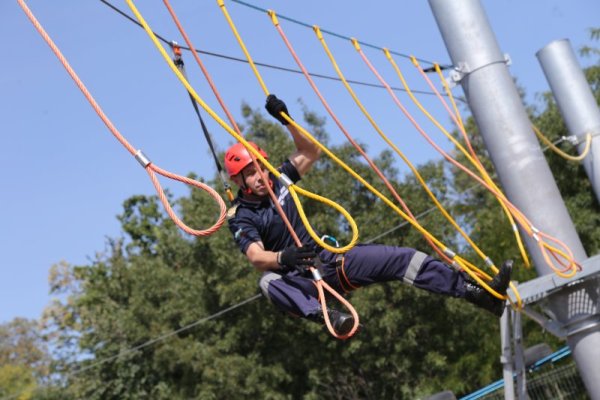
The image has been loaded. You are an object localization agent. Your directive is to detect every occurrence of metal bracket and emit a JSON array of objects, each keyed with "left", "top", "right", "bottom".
[
  {"left": 506, "top": 254, "right": 600, "bottom": 339},
  {"left": 444, "top": 53, "right": 511, "bottom": 88}
]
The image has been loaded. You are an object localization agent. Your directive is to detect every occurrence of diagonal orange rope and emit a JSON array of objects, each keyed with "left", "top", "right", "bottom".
[
  {"left": 267, "top": 11, "right": 451, "bottom": 265},
  {"left": 410, "top": 59, "right": 581, "bottom": 276},
  {"left": 17, "top": 0, "right": 226, "bottom": 237}
]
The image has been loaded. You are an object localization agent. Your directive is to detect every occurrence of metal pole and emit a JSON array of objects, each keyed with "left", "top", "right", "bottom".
[
  {"left": 537, "top": 39, "right": 600, "bottom": 204},
  {"left": 428, "top": 1, "right": 600, "bottom": 398},
  {"left": 500, "top": 311, "right": 515, "bottom": 400},
  {"left": 512, "top": 311, "right": 527, "bottom": 400}
]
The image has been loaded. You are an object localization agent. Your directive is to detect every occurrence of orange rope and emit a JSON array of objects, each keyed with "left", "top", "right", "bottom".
[
  {"left": 267, "top": 11, "right": 452, "bottom": 265},
  {"left": 18, "top": 0, "right": 226, "bottom": 237},
  {"left": 354, "top": 42, "right": 579, "bottom": 277},
  {"left": 410, "top": 59, "right": 581, "bottom": 276}
]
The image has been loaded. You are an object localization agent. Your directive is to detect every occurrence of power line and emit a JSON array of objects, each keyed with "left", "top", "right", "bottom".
[
  {"left": 0, "top": 294, "right": 263, "bottom": 400},
  {"left": 67, "top": 294, "right": 262, "bottom": 377},
  {"left": 98, "top": 0, "right": 459, "bottom": 100}
]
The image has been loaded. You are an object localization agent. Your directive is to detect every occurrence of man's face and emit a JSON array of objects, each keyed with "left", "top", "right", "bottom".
[{"left": 234, "top": 162, "right": 269, "bottom": 196}]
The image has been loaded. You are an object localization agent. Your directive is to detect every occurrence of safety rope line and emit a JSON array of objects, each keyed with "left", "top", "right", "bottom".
[
  {"left": 391, "top": 53, "right": 574, "bottom": 277},
  {"left": 420, "top": 59, "right": 581, "bottom": 278},
  {"left": 397, "top": 56, "right": 581, "bottom": 278},
  {"left": 163, "top": 1, "right": 304, "bottom": 268},
  {"left": 431, "top": 64, "right": 531, "bottom": 269},
  {"left": 229, "top": 0, "right": 448, "bottom": 68},
  {"left": 215, "top": 1, "right": 512, "bottom": 303},
  {"left": 266, "top": 11, "right": 451, "bottom": 265},
  {"left": 415, "top": 61, "right": 538, "bottom": 262},
  {"left": 17, "top": 0, "right": 227, "bottom": 238},
  {"left": 316, "top": 30, "right": 487, "bottom": 265},
  {"left": 421, "top": 58, "right": 577, "bottom": 277},
  {"left": 170, "top": 44, "right": 234, "bottom": 203},
  {"left": 350, "top": 36, "right": 518, "bottom": 273},
  {"left": 532, "top": 126, "right": 592, "bottom": 162},
  {"left": 212, "top": 0, "right": 360, "bottom": 339},
  {"left": 99, "top": 0, "right": 455, "bottom": 100},
  {"left": 309, "top": 27, "right": 520, "bottom": 303}
]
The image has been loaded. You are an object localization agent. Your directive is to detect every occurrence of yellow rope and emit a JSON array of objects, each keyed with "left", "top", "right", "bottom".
[
  {"left": 217, "top": 0, "right": 269, "bottom": 95},
  {"left": 314, "top": 28, "right": 492, "bottom": 267},
  {"left": 390, "top": 54, "right": 530, "bottom": 228},
  {"left": 433, "top": 63, "right": 531, "bottom": 268},
  {"left": 533, "top": 126, "right": 592, "bottom": 162},
  {"left": 217, "top": 2, "right": 519, "bottom": 304},
  {"left": 125, "top": 0, "right": 358, "bottom": 254},
  {"left": 395, "top": 55, "right": 577, "bottom": 279}
]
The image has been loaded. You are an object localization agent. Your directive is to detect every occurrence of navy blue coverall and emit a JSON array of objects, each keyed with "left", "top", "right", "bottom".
[{"left": 228, "top": 160, "right": 468, "bottom": 318}]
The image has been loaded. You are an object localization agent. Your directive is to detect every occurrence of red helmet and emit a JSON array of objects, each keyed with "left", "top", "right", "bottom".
[{"left": 224, "top": 141, "right": 268, "bottom": 177}]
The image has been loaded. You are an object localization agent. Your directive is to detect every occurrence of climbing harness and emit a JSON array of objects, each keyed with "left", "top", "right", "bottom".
[{"left": 17, "top": 0, "right": 227, "bottom": 237}]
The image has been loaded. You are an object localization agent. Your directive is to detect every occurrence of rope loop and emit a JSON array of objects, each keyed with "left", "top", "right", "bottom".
[{"left": 17, "top": 0, "right": 227, "bottom": 237}]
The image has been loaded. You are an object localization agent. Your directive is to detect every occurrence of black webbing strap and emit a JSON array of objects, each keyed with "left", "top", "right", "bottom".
[{"left": 170, "top": 42, "right": 234, "bottom": 203}]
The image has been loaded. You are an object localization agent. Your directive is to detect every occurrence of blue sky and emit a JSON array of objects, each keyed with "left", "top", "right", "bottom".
[{"left": 1, "top": 0, "right": 598, "bottom": 324}]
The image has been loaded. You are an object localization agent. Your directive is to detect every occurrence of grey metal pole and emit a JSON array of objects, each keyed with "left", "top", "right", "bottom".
[
  {"left": 537, "top": 39, "right": 600, "bottom": 204},
  {"left": 428, "top": 1, "right": 600, "bottom": 398},
  {"left": 500, "top": 311, "right": 515, "bottom": 400},
  {"left": 512, "top": 311, "right": 527, "bottom": 400}
]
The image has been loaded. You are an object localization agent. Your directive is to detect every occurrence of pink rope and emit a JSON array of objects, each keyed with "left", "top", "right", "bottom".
[
  {"left": 18, "top": 0, "right": 226, "bottom": 237},
  {"left": 272, "top": 20, "right": 450, "bottom": 264}
]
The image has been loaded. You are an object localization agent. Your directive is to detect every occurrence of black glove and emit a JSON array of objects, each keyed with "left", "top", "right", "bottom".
[
  {"left": 277, "top": 245, "right": 316, "bottom": 274},
  {"left": 265, "top": 94, "right": 292, "bottom": 125}
]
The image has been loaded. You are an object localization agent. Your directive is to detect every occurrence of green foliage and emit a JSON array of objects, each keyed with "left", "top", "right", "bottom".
[{"left": 0, "top": 318, "right": 49, "bottom": 399}]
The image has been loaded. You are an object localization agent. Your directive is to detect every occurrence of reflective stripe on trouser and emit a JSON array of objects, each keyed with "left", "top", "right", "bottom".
[
  {"left": 259, "top": 244, "right": 467, "bottom": 318},
  {"left": 259, "top": 271, "right": 321, "bottom": 318},
  {"left": 319, "top": 244, "right": 466, "bottom": 296}
]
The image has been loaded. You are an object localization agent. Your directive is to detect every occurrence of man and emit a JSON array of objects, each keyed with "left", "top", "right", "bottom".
[{"left": 226, "top": 94, "right": 512, "bottom": 336}]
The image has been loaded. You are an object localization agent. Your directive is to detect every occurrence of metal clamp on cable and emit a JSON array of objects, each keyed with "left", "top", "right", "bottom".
[
  {"left": 311, "top": 267, "right": 323, "bottom": 281},
  {"left": 170, "top": 40, "right": 182, "bottom": 57},
  {"left": 278, "top": 173, "right": 293, "bottom": 188},
  {"left": 135, "top": 150, "right": 151, "bottom": 168},
  {"left": 445, "top": 54, "right": 511, "bottom": 88},
  {"left": 443, "top": 248, "right": 456, "bottom": 259}
]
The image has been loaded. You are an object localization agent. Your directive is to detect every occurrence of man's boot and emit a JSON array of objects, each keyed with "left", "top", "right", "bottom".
[
  {"left": 307, "top": 309, "right": 356, "bottom": 335},
  {"left": 464, "top": 260, "right": 513, "bottom": 317}
]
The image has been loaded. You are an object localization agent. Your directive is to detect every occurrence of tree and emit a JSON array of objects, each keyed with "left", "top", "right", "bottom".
[{"left": 0, "top": 318, "right": 50, "bottom": 400}]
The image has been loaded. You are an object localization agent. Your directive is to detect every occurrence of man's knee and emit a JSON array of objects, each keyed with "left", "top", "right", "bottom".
[{"left": 258, "top": 271, "right": 282, "bottom": 300}]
